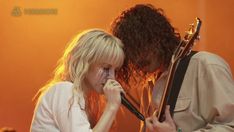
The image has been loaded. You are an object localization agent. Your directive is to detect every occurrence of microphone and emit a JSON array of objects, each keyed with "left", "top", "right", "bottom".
[
  {"left": 120, "top": 92, "right": 145, "bottom": 121},
  {"left": 103, "top": 69, "right": 144, "bottom": 121}
]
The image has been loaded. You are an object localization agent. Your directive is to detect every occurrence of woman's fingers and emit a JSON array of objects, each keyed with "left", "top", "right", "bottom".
[
  {"left": 103, "top": 79, "right": 124, "bottom": 108},
  {"left": 103, "top": 79, "right": 124, "bottom": 93}
]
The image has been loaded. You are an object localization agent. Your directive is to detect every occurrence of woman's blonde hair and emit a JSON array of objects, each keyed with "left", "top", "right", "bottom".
[{"left": 35, "top": 29, "right": 124, "bottom": 128}]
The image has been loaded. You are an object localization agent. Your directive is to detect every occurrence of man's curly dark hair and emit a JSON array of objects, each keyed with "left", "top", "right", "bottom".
[{"left": 110, "top": 4, "right": 181, "bottom": 85}]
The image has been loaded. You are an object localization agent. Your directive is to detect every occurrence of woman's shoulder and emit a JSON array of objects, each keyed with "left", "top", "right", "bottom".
[
  {"left": 42, "top": 81, "right": 75, "bottom": 100},
  {"left": 53, "top": 81, "right": 74, "bottom": 90},
  {"left": 46, "top": 81, "right": 73, "bottom": 91},
  {"left": 38, "top": 81, "right": 80, "bottom": 111},
  {"left": 54, "top": 81, "right": 74, "bottom": 87}
]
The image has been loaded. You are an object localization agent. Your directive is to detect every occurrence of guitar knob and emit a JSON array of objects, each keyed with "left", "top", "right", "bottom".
[{"left": 189, "top": 23, "right": 194, "bottom": 27}]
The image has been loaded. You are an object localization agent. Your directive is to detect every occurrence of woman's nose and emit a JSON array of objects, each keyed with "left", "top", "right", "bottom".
[{"left": 108, "top": 70, "right": 115, "bottom": 79}]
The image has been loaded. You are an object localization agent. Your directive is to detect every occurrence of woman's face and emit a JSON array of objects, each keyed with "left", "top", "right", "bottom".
[{"left": 85, "top": 62, "right": 119, "bottom": 94}]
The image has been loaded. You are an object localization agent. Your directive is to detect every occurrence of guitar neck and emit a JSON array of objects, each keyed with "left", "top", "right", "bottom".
[{"left": 157, "top": 59, "right": 179, "bottom": 122}]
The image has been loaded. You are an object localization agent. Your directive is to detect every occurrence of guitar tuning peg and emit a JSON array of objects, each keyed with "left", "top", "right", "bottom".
[
  {"left": 196, "top": 35, "right": 201, "bottom": 40},
  {"left": 185, "top": 31, "right": 190, "bottom": 34},
  {"left": 189, "top": 23, "right": 194, "bottom": 27}
]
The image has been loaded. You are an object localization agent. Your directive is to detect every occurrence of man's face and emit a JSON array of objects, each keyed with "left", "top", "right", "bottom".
[{"left": 135, "top": 52, "right": 161, "bottom": 73}]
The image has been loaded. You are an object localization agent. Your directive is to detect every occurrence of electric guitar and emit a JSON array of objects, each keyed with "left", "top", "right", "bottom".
[{"left": 156, "top": 17, "right": 202, "bottom": 122}]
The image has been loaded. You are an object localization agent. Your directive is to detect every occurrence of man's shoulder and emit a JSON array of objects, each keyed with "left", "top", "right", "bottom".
[{"left": 191, "top": 51, "right": 228, "bottom": 66}]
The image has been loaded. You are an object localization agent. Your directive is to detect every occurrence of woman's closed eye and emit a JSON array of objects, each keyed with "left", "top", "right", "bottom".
[{"left": 103, "top": 67, "right": 110, "bottom": 77}]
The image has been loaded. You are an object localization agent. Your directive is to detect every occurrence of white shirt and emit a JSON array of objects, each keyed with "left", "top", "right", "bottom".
[
  {"left": 140, "top": 51, "right": 234, "bottom": 132},
  {"left": 31, "top": 81, "right": 92, "bottom": 132}
]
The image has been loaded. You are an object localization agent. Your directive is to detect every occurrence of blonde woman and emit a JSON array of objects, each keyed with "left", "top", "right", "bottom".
[{"left": 31, "top": 29, "right": 125, "bottom": 132}]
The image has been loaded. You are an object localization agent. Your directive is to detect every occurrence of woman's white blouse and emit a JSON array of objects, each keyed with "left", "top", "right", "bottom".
[{"left": 31, "top": 81, "right": 92, "bottom": 132}]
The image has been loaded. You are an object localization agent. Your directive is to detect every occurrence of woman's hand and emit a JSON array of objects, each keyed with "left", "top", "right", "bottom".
[
  {"left": 103, "top": 79, "right": 124, "bottom": 110},
  {"left": 146, "top": 105, "right": 177, "bottom": 132},
  {"left": 93, "top": 79, "right": 124, "bottom": 132}
]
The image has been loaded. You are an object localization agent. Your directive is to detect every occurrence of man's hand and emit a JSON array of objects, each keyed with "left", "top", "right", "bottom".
[{"left": 145, "top": 105, "right": 177, "bottom": 132}]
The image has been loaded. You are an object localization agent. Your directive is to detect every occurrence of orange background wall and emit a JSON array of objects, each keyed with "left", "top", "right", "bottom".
[{"left": 0, "top": 0, "right": 234, "bottom": 131}]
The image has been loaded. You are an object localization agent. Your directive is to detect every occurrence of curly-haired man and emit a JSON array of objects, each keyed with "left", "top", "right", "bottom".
[{"left": 111, "top": 4, "right": 234, "bottom": 132}]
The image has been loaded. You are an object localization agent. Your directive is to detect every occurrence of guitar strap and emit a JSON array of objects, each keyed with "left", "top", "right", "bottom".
[{"left": 167, "top": 51, "right": 198, "bottom": 117}]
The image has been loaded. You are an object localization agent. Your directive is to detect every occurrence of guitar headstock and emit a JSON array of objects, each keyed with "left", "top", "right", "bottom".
[
  {"left": 173, "top": 17, "right": 202, "bottom": 61},
  {"left": 184, "top": 17, "right": 202, "bottom": 43}
]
